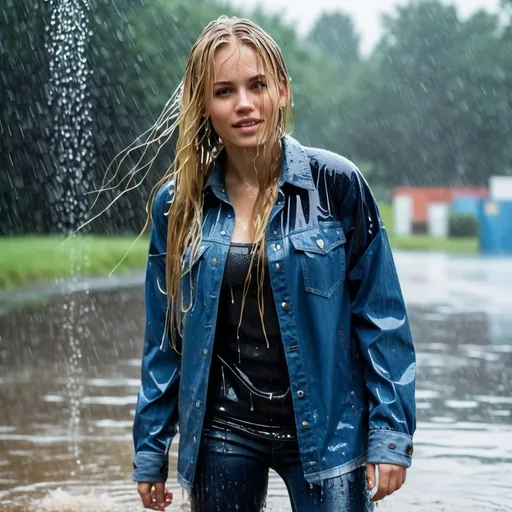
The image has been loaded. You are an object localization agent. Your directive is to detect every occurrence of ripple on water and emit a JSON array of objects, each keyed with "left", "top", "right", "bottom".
[
  {"left": 2, "top": 255, "right": 512, "bottom": 511},
  {"left": 34, "top": 488, "right": 120, "bottom": 512}
]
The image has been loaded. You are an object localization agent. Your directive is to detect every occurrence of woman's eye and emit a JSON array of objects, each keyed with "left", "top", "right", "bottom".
[
  {"left": 253, "top": 81, "right": 266, "bottom": 90},
  {"left": 215, "top": 88, "right": 231, "bottom": 96}
]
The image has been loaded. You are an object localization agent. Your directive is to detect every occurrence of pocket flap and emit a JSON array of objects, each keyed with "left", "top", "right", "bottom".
[
  {"left": 182, "top": 242, "right": 212, "bottom": 269},
  {"left": 289, "top": 226, "right": 346, "bottom": 255}
]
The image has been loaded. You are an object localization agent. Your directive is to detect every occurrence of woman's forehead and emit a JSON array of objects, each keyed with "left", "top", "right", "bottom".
[{"left": 213, "top": 43, "right": 264, "bottom": 81}]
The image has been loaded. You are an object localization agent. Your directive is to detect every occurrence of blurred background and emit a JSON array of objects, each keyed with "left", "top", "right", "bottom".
[{"left": 1, "top": 0, "right": 512, "bottom": 510}]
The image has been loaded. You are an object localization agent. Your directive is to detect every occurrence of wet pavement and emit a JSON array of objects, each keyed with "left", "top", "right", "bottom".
[{"left": 0, "top": 251, "right": 511, "bottom": 511}]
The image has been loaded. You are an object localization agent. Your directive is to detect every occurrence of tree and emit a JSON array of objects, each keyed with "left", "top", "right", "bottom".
[
  {"left": 337, "top": 0, "right": 512, "bottom": 187},
  {"left": 0, "top": 0, "right": 53, "bottom": 234},
  {"left": 1, "top": 0, "right": 344, "bottom": 233},
  {"left": 307, "top": 11, "right": 361, "bottom": 82}
]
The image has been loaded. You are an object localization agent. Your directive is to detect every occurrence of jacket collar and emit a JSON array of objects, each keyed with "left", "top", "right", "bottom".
[{"left": 204, "top": 135, "right": 315, "bottom": 193}]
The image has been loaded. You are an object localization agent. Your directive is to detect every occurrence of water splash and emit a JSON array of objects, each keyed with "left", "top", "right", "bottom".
[
  {"left": 34, "top": 488, "right": 119, "bottom": 512},
  {"left": 44, "top": 0, "right": 94, "bottom": 477}
]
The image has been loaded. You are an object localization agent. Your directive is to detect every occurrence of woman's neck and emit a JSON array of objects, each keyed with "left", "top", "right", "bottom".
[{"left": 223, "top": 141, "right": 279, "bottom": 188}]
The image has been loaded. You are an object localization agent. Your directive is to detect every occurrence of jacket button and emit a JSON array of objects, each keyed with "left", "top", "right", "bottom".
[
  {"left": 406, "top": 445, "right": 414, "bottom": 456},
  {"left": 196, "top": 401, "right": 201, "bottom": 408},
  {"left": 211, "top": 258, "right": 217, "bottom": 266},
  {"left": 193, "top": 436, "right": 197, "bottom": 444},
  {"left": 275, "top": 244, "right": 281, "bottom": 251},
  {"left": 302, "top": 421, "right": 309, "bottom": 428},
  {"left": 389, "top": 443, "right": 396, "bottom": 450},
  {"left": 350, "top": 390, "right": 355, "bottom": 396},
  {"left": 273, "top": 230, "right": 278, "bottom": 235},
  {"left": 281, "top": 302, "right": 289, "bottom": 310},
  {"left": 297, "top": 390, "right": 305, "bottom": 398},
  {"left": 275, "top": 263, "right": 281, "bottom": 270},
  {"left": 203, "top": 348, "right": 208, "bottom": 356},
  {"left": 220, "top": 230, "right": 226, "bottom": 236}
]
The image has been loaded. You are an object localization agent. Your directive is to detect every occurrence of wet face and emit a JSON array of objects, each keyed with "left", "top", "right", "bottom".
[{"left": 207, "top": 42, "right": 287, "bottom": 151}]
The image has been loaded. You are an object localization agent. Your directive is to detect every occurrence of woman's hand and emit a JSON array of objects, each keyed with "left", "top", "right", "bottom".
[
  {"left": 366, "top": 463, "right": 407, "bottom": 502},
  {"left": 137, "top": 482, "right": 173, "bottom": 510}
]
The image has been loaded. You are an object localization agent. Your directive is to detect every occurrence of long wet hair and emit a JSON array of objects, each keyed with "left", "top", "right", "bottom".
[{"left": 96, "top": 16, "right": 293, "bottom": 352}]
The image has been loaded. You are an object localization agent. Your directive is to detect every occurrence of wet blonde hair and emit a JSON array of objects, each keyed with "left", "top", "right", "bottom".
[{"left": 94, "top": 16, "right": 293, "bottom": 352}]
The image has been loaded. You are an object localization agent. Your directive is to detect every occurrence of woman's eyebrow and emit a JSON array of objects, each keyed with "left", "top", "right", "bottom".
[{"left": 213, "top": 74, "right": 266, "bottom": 86}]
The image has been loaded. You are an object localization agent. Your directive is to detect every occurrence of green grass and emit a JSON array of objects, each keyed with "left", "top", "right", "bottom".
[
  {"left": 379, "top": 203, "right": 478, "bottom": 253},
  {"left": 388, "top": 234, "right": 478, "bottom": 253},
  {"left": 379, "top": 203, "right": 393, "bottom": 232},
  {"left": 0, "top": 235, "right": 150, "bottom": 290},
  {"left": 0, "top": 207, "right": 478, "bottom": 290}
]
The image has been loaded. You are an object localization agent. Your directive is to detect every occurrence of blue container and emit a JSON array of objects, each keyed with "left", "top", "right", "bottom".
[
  {"left": 479, "top": 200, "right": 512, "bottom": 255},
  {"left": 452, "top": 195, "right": 483, "bottom": 217}
]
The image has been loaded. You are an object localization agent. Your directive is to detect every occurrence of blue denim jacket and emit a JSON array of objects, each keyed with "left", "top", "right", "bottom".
[{"left": 132, "top": 135, "right": 416, "bottom": 490}]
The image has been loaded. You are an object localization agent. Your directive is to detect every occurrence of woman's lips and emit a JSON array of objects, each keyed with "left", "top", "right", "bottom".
[{"left": 233, "top": 120, "right": 261, "bottom": 134}]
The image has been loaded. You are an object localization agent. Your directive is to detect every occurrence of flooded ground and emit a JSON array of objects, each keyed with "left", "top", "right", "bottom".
[{"left": 0, "top": 251, "right": 511, "bottom": 511}]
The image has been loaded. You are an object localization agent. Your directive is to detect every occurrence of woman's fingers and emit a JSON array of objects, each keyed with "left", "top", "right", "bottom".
[
  {"left": 372, "top": 465, "right": 389, "bottom": 502},
  {"left": 154, "top": 483, "right": 165, "bottom": 508},
  {"left": 137, "top": 483, "right": 172, "bottom": 510},
  {"left": 137, "top": 482, "right": 153, "bottom": 509},
  {"left": 366, "top": 463, "right": 376, "bottom": 491},
  {"left": 164, "top": 489, "right": 173, "bottom": 506},
  {"left": 369, "top": 464, "right": 406, "bottom": 502},
  {"left": 386, "top": 470, "right": 401, "bottom": 496}
]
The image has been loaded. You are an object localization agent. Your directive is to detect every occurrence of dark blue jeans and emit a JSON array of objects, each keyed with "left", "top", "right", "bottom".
[{"left": 190, "top": 426, "right": 374, "bottom": 512}]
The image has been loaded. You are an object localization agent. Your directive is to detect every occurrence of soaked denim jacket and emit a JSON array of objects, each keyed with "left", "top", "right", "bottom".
[{"left": 132, "top": 135, "right": 416, "bottom": 490}]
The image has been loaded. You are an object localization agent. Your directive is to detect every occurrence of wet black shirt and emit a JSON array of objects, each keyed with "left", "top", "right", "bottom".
[{"left": 205, "top": 243, "right": 297, "bottom": 440}]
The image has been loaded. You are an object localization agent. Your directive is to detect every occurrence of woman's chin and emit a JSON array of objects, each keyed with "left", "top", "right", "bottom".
[{"left": 225, "top": 133, "right": 272, "bottom": 151}]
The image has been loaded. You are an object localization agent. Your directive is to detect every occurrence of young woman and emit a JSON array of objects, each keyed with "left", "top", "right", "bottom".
[{"left": 131, "top": 16, "right": 416, "bottom": 512}]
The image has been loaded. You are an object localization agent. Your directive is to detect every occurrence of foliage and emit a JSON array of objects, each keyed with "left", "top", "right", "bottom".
[
  {"left": 448, "top": 212, "right": 479, "bottom": 238},
  {"left": 307, "top": 11, "right": 361, "bottom": 82},
  {"left": 0, "top": 0, "right": 52, "bottom": 233},
  {"left": 1, "top": 0, "right": 512, "bottom": 235},
  {"left": 339, "top": 0, "right": 512, "bottom": 187}
]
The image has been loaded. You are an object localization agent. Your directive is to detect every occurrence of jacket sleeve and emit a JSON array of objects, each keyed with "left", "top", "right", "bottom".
[
  {"left": 132, "top": 183, "right": 181, "bottom": 482},
  {"left": 344, "top": 169, "right": 416, "bottom": 468}
]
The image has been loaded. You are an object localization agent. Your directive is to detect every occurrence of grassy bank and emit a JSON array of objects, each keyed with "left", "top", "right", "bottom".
[
  {"left": 388, "top": 234, "right": 477, "bottom": 252},
  {"left": 379, "top": 204, "right": 478, "bottom": 253},
  {"left": 0, "top": 208, "right": 478, "bottom": 290},
  {"left": 0, "top": 235, "right": 150, "bottom": 290}
]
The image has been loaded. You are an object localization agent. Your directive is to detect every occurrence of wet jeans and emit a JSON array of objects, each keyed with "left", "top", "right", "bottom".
[{"left": 190, "top": 425, "right": 374, "bottom": 512}]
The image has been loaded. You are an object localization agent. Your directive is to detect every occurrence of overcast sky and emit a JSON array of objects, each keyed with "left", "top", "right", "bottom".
[{"left": 225, "top": 0, "right": 503, "bottom": 54}]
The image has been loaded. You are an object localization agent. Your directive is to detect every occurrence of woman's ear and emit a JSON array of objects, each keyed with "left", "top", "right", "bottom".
[{"left": 277, "top": 79, "right": 289, "bottom": 109}]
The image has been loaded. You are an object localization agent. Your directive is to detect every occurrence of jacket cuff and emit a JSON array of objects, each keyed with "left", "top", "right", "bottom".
[
  {"left": 133, "top": 452, "right": 169, "bottom": 482},
  {"left": 367, "top": 429, "right": 414, "bottom": 468}
]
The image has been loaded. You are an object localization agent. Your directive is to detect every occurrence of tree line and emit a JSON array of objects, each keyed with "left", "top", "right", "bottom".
[{"left": 1, "top": 0, "right": 511, "bottom": 234}]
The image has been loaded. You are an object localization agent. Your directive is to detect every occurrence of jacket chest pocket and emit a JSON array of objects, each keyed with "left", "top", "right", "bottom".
[
  {"left": 289, "top": 226, "right": 346, "bottom": 298},
  {"left": 181, "top": 242, "right": 212, "bottom": 310}
]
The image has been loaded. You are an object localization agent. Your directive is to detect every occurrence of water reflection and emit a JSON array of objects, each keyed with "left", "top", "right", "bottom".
[{"left": 0, "top": 253, "right": 512, "bottom": 511}]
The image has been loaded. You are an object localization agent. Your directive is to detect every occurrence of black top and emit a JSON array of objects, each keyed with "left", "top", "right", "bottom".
[{"left": 205, "top": 243, "right": 297, "bottom": 441}]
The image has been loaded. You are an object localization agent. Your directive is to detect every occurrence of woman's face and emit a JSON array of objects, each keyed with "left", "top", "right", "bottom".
[{"left": 207, "top": 42, "right": 287, "bottom": 150}]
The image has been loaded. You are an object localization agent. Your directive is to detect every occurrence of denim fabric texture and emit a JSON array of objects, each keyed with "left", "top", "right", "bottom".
[
  {"left": 190, "top": 426, "right": 375, "bottom": 512},
  {"left": 132, "top": 135, "right": 416, "bottom": 491}
]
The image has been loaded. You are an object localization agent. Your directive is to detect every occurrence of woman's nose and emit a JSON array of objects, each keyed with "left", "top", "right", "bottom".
[{"left": 235, "top": 89, "right": 254, "bottom": 111}]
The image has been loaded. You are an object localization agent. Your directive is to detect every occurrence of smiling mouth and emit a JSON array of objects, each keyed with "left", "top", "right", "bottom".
[{"left": 233, "top": 120, "right": 261, "bottom": 128}]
